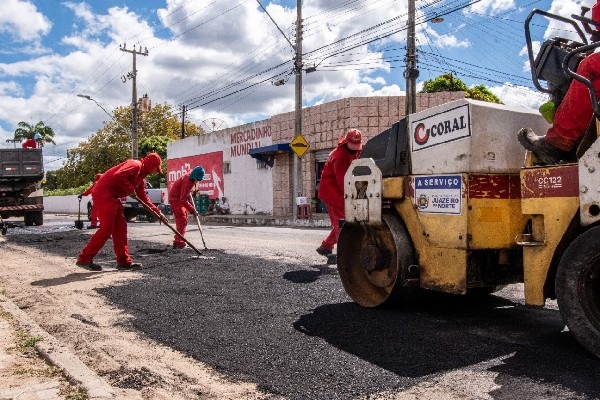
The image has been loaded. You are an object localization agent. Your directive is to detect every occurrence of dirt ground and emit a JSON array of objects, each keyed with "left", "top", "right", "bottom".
[{"left": 0, "top": 227, "right": 267, "bottom": 400}]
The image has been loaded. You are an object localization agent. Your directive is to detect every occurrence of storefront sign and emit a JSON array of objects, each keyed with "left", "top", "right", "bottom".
[{"left": 167, "top": 152, "right": 224, "bottom": 200}]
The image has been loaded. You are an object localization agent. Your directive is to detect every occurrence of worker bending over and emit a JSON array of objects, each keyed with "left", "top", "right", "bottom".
[
  {"left": 76, "top": 153, "right": 167, "bottom": 271},
  {"left": 168, "top": 166, "right": 205, "bottom": 249}
]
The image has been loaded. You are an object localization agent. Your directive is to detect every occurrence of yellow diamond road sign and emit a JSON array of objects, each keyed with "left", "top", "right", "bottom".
[{"left": 290, "top": 135, "right": 310, "bottom": 158}]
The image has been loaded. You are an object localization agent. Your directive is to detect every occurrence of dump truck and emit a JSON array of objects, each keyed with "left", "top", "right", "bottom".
[
  {"left": 338, "top": 8, "right": 600, "bottom": 358},
  {"left": 0, "top": 148, "right": 44, "bottom": 233}
]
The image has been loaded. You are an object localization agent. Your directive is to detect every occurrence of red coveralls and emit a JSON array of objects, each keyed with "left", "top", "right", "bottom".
[
  {"left": 168, "top": 170, "right": 197, "bottom": 248},
  {"left": 82, "top": 174, "right": 102, "bottom": 227},
  {"left": 318, "top": 144, "right": 361, "bottom": 251},
  {"left": 77, "top": 159, "right": 160, "bottom": 265},
  {"left": 22, "top": 138, "right": 37, "bottom": 148},
  {"left": 546, "top": 52, "right": 600, "bottom": 151}
]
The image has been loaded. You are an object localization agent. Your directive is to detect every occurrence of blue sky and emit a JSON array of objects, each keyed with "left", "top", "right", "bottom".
[{"left": 0, "top": 0, "right": 594, "bottom": 169}]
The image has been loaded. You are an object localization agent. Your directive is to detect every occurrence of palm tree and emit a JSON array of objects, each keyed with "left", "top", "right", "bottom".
[{"left": 13, "top": 121, "right": 56, "bottom": 147}]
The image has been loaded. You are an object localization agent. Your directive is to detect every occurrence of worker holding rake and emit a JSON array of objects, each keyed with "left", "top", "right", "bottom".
[{"left": 168, "top": 166, "right": 205, "bottom": 249}]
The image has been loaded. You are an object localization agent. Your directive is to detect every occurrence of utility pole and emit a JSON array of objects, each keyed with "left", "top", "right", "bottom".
[
  {"left": 405, "top": 0, "right": 418, "bottom": 115},
  {"left": 120, "top": 44, "right": 148, "bottom": 159},
  {"left": 292, "top": 0, "right": 303, "bottom": 219},
  {"left": 181, "top": 105, "right": 187, "bottom": 139}
]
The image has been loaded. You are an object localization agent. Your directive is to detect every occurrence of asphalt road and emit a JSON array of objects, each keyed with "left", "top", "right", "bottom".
[{"left": 4, "top": 215, "right": 600, "bottom": 399}]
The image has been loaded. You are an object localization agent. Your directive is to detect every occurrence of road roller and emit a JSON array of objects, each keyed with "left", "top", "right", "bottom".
[
  {"left": 338, "top": 5, "right": 600, "bottom": 360},
  {"left": 338, "top": 96, "right": 600, "bottom": 359}
]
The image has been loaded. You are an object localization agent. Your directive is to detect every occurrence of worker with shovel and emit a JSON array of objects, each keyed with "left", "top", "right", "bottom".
[
  {"left": 168, "top": 166, "right": 205, "bottom": 249},
  {"left": 76, "top": 153, "right": 168, "bottom": 271}
]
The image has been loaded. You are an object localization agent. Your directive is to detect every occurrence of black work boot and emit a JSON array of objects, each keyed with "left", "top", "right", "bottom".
[{"left": 517, "top": 128, "right": 567, "bottom": 165}]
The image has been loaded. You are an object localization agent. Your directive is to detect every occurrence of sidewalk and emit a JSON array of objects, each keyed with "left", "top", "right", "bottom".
[
  {"left": 198, "top": 212, "right": 331, "bottom": 228},
  {"left": 0, "top": 294, "right": 114, "bottom": 399}
]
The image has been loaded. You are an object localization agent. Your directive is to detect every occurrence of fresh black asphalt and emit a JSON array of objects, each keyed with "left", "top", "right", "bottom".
[{"left": 10, "top": 230, "right": 600, "bottom": 399}]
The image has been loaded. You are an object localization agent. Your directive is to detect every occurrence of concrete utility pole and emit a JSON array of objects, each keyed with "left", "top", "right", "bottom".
[
  {"left": 292, "top": 0, "right": 303, "bottom": 219},
  {"left": 120, "top": 44, "right": 148, "bottom": 159},
  {"left": 405, "top": 0, "right": 418, "bottom": 115}
]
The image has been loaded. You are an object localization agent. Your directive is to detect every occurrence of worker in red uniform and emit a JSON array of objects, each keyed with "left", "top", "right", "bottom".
[
  {"left": 168, "top": 166, "right": 205, "bottom": 249},
  {"left": 76, "top": 153, "right": 167, "bottom": 271},
  {"left": 22, "top": 133, "right": 42, "bottom": 149},
  {"left": 519, "top": 2, "right": 600, "bottom": 164},
  {"left": 316, "top": 129, "right": 363, "bottom": 257},
  {"left": 79, "top": 173, "right": 102, "bottom": 229}
]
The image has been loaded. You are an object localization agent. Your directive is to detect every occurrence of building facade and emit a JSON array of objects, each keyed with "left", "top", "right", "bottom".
[{"left": 167, "top": 92, "right": 464, "bottom": 216}]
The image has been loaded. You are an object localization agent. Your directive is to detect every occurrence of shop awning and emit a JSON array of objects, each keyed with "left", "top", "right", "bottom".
[{"left": 249, "top": 143, "right": 292, "bottom": 167}]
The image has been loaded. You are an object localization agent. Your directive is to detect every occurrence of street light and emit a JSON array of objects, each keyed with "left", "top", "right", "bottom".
[
  {"left": 78, "top": 94, "right": 134, "bottom": 157},
  {"left": 77, "top": 94, "right": 113, "bottom": 120}
]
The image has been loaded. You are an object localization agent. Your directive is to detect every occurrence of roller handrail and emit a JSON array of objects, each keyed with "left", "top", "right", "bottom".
[{"left": 525, "top": 9, "right": 588, "bottom": 94}]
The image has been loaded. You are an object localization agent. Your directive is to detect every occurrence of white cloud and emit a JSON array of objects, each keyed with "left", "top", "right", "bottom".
[
  {"left": 489, "top": 83, "right": 547, "bottom": 110},
  {"left": 0, "top": 0, "right": 564, "bottom": 163},
  {"left": 361, "top": 76, "right": 386, "bottom": 85},
  {"left": 545, "top": 0, "right": 595, "bottom": 41},
  {"left": 424, "top": 27, "right": 470, "bottom": 48},
  {"left": 0, "top": 0, "right": 51, "bottom": 41},
  {"left": 467, "top": 0, "right": 516, "bottom": 16}
]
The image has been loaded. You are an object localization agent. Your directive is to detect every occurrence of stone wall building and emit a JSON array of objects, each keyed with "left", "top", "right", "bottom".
[{"left": 167, "top": 92, "right": 464, "bottom": 217}]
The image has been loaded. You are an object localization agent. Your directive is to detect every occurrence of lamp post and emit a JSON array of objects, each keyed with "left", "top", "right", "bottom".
[
  {"left": 78, "top": 94, "right": 134, "bottom": 158},
  {"left": 77, "top": 94, "right": 113, "bottom": 120}
]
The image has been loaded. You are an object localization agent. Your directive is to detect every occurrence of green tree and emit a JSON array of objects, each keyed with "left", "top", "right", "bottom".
[
  {"left": 53, "top": 102, "right": 199, "bottom": 189},
  {"left": 421, "top": 73, "right": 467, "bottom": 93},
  {"left": 56, "top": 123, "right": 130, "bottom": 189},
  {"left": 139, "top": 135, "right": 172, "bottom": 187},
  {"left": 420, "top": 73, "right": 503, "bottom": 104},
  {"left": 13, "top": 121, "right": 56, "bottom": 147},
  {"left": 44, "top": 170, "right": 59, "bottom": 191},
  {"left": 465, "top": 84, "right": 503, "bottom": 104}
]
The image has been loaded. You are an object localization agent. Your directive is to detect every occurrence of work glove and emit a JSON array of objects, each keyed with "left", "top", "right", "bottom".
[{"left": 77, "top": 194, "right": 83, "bottom": 200}]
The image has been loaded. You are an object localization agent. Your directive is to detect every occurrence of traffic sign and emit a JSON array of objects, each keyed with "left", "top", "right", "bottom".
[{"left": 290, "top": 135, "right": 310, "bottom": 157}]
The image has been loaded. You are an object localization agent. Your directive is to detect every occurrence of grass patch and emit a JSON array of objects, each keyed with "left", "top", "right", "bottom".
[
  {"left": 63, "top": 387, "right": 88, "bottom": 400},
  {"left": 0, "top": 310, "right": 13, "bottom": 321},
  {"left": 14, "top": 365, "right": 61, "bottom": 377},
  {"left": 16, "top": 331, "right": 43, "bottom": 352}
]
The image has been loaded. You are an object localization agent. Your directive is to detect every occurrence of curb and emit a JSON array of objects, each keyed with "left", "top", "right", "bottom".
[{"left": 0, "top": 294, "right": 115, "bottom": 400}]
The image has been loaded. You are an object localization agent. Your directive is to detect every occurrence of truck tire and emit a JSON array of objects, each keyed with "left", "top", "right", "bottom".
[
  {"left": 123, "top": 208, "right": 136, "bottom": 222},
  {"left": 556, "top": 226, "right": 600, "bottom": 358},
  {"left": 24, "top": 212, "right": 34, "bottom": 226},
  {"left": 33, "top": 211, "right": 43, "bottom": 226}
]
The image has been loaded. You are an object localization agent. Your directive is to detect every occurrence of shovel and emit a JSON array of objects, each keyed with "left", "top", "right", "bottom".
[
  {"left": 131, "top": 193, "right": 202, "bottom": 256},
  {"left": 189, "top": 194, "right": 208, "bottom": 249},
  {"left": 75, "top": 196, "right": 84, "bottom": 230}
]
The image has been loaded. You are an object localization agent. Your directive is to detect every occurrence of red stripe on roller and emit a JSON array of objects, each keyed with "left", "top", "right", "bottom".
[{"left": 469, "top": 174, "right": 521, "bottom": 199}]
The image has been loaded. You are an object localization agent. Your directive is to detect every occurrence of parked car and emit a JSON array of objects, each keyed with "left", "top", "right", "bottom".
[{"left": 87, "top": 181, "right": 164, "bottom": 223}]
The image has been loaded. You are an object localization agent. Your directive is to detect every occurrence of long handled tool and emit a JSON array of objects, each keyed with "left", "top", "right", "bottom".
[
  {"left": 75, "top": 196, "right": 84, "bottom": 230},
  {"left": 189, "top": 194, "right": 208, "bottom": 249},
  {"left": 131, "top": 193, "right": 202, "bottom": 256}
]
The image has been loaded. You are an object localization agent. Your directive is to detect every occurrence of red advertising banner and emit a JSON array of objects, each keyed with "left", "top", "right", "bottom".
[{"left": 167, "top": 152, "right": 224, "bottom": 200}]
